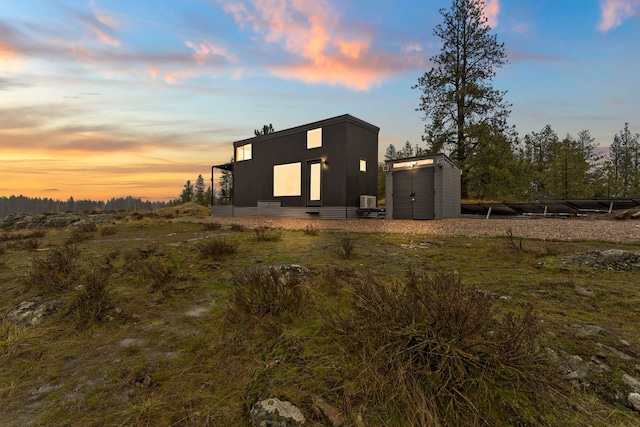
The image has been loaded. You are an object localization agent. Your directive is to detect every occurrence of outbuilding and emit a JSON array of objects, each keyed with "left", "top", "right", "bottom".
[
  {"left": 212, "top": 114, "right": 379, "bottom": 219},
  {"left": 384, "top": 154, "right": 461, "bottom": 220}
]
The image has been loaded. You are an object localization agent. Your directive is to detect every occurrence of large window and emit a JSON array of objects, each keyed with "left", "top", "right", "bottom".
[
  {"left": 235, "top": 144, "right": 252, "bottom": 161},
  {"left": 307, "top": 128, "right": 322, "bottom": 149},
  {"left": 273, "top": 162, "right": 301, "bottom": 197}
]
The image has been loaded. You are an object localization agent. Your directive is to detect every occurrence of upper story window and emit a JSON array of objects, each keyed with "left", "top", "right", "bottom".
[
  {"left": 359, "top": 159, "right": 367, "bottom": 172},
  {"left": 235, "top": 144, "right": 252, "bottom": 161},
  {"left": 307, "top": 128, "right": 322, "bottom": 149}
]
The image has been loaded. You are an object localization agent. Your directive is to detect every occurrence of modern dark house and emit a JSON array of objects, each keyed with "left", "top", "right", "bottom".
[
  {"left": 211, "top": 114, "right": 379, "bottom": 219},
  {"left": 384, "top": 154, "right": 461, "bottom": 220}
]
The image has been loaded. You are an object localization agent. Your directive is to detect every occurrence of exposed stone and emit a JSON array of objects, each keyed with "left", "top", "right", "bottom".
[
  {"left": 628, "top": 393, "right": 640, "bottom": 412},
  {"left": 574, "top": 285, "right": 594, "bottom": 296},
  {"left": 312, "top": 395, "right": 345, "bottom": 427},
  {"left": 571, "top": 324, "right": 603, "bottom": 337},
  {"left": 620, "top": 339, "right": 631, "bottom": 347},
  {"left": 600, "top": 344, "right": 632, "bottom": 360},
  {"left": 6, "top": 298, "right": 62, "bottom": 327},
  {"left": 250, "top": 398, "right": 306, "bottom": 427},
  {"left": 622, "top": 374, "right": 640, "bottom": 393},
  {"left": 562, "top": 250, "right": 640, "bottom": 271}
]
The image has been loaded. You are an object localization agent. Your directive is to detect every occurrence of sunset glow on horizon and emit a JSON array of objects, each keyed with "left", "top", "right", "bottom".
[{"left": 1, "top": 0, "right": 639, "bottom": 201}]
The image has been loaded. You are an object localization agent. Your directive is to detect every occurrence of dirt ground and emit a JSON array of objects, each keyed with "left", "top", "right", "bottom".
[{"left": 185, "top": 215, "right": 640, "bottom": 244}]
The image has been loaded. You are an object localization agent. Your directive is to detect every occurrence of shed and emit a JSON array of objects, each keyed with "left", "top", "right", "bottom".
[
  {"left": 384, "top": 154, "right": 461, "bottom": 220},
  {"left": 212, "top": 114, "right": 379, "bottom": 219}
]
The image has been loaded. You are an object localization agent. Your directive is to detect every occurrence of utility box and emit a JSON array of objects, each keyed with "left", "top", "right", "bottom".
[{"left": 385, "top": 154, "right": 460, "bottom": 220}]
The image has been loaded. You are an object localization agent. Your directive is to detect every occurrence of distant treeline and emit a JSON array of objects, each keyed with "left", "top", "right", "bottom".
[{"left": 0, "top": 195, "right": 169, "bottom": 219}]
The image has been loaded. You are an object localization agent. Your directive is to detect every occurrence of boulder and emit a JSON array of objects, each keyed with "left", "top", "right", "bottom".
[
  {"left": 250, "top": 398, "right": 306, "bottom": 427},
  {"left": 628, "top": 393, "right": 640, "bottom": 412}
]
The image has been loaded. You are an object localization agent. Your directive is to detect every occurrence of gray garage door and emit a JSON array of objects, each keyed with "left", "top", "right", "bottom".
[{"left": 392, "top": 167, "right": 435, "bottom": 220}]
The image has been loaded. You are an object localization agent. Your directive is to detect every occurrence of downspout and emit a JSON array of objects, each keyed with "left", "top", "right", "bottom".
[{"left": 211, "top": 166, "right": 215, "bottom": 206}]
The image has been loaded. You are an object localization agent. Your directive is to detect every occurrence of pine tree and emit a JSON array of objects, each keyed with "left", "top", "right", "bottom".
[
  {"left": 194, "top": 174, "right": 208, "bottom": 206},
  {"left": 414, "top": 0, "right": 511, "bottom": 198},
  {"left": 180, "top": 180, "right": 194, "bottom": 204}
]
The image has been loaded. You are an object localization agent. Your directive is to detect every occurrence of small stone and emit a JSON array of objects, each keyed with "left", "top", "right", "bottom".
[
  {"left": 250, "top": 398, "right": 305, "bottom": 427},
  {"left": 622, "top": 374, "right": 640, "bottom": 393},
  {"left": 571, "top": 324, "right": 603, "bottom": 337},
  {"left": 574, "top": 285, "right": 594, "bottom": 296},
  {"left": 601, "top": 344, "right": 632, "bottom": 360},
  {"left": 628, "top": 393, "right": 640, "bottom": 411},
  {"left": 620, "top": 339, "right": 631, "bottom": 347},
  {"left": 313, "top": 395, "right": 345, "bottom": 427}
]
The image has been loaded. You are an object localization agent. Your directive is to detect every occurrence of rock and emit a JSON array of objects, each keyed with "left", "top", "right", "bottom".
[
  {"left": 250, "top": 398, "right": 306, "bottom": 427},
  {"left": 312, "top": 395, "right": 345, "bottom": 426},
  {"left": 571, "top": 324, "right": 603, "bottom": 337},
  {"left": 6, "top": 298, "right": 61, "bottom": 327},
  {"left": 620, "top": 339, "right": 631, "bottom": 347},
  {"left": 628, "top": 393, "right": 640, "bottom": 411},
  {"left": 574, "top": 285, "right": 594, "bottom": 296},
  {"left": 600, "top": 344, "right": 632, "bottom": 360},
  {"left": 623, "top": 374, "right": 640, "bottom": 393}
]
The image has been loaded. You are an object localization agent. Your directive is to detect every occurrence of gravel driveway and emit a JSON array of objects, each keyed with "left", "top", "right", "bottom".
[{"left": 194, "top": 216, "right": 640, "bottom": 244}]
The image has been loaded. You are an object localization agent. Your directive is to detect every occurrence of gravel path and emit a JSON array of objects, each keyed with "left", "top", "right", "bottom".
[{"left": 191, "top": 216, "right": 640, "bottom": 244}]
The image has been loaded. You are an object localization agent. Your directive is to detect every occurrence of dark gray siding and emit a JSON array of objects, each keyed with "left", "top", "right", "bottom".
[{"left": 232, "top": 115, "right": 378, "bottom": 210}]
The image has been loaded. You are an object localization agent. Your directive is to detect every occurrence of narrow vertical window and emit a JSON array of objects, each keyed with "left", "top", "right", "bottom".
[
  {"left": 359, "top": 159, "right": 367, "bottom": 172},
  {"left": 307, "top": 128, "right": 322, "bottom": 149},
  {"left": 310, "top": 162, "right": 321, "bottom": 201}
]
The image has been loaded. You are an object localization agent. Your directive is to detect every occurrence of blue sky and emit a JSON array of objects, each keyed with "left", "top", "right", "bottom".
[{"left": 1, "top": 0, "right": 639, "bottom": 201}]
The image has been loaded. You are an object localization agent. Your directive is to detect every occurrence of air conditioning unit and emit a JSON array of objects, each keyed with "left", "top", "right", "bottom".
[
  {"left": 360, "top": 195, "right": 376, "bottom": 209},
  {"left": 382, "top": 164, "right": 390, "bottom": 172}
]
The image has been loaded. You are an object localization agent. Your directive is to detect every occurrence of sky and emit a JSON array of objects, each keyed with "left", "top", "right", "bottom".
[{"left": 1, "top": 0, "right": 639, "bottom": 202}]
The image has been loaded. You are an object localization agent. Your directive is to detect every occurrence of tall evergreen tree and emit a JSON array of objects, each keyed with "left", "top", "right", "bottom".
[
  {"left": 180, "top": 180, "right": 194, "bottom": 204},
  {"left": 194, "top": 174, "right": 208, "bottom": 206},
  {"left": 607, "top": 123, "right": 640, "bottom": 196},
  {"left": 414, "top": 0, "right": 511, "bottom": 198}
]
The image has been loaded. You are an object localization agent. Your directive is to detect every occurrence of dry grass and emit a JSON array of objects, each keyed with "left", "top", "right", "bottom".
[
  {"left": 1, "top": 213, "right": 639, "bottom": 426},
  {"left": 325, "top": 269, "right": 546, "bottom": 425}
]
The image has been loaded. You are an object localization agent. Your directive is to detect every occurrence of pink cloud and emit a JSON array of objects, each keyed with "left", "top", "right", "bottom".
[
  {"left": 483, "top": 0, "right": 500, "bottom": 28},
  {"left": 0, "top": 41, "right": 20, "bottom": 73},
  {"left": 77, "top": 6, "right": 122, "bottom": 47},
  {"left": 220, "top": 0, "right": 424, "bottom": 90},
  {"left": 185, "top": 40, "right": 231, "bottom": 65},
  {"left": 598, "top": 0, "right": 640, "bottom": 31}
]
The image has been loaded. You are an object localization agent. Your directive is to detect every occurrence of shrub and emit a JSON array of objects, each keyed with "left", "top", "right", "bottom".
[
  {"left": 24, "top": 246, "right": 82, "bottom": 293},
  {"left": 254, "top": 226, "right": 282, "bottom": 242},
  {"left": 303, "top": 225, "right": 319, "bottom": 236},
  {"left": 65, "top": 228, "right": 94, "bottom": 245},
  {"left": 196, "top": 237, "right": 239, "bottom": 260},
  {"left": 230, "top": 223, "right": 246, "bottom": 232},
  {"left": 17, "top": 239, "right": 40, "bottom": 251},
  {"left": 68, "top": 264, "right": 112, "bottom": 327},
  {"left": 0, "top": 230, "right": 46, "bottom": 242},
  {"left": 225, "top": 266, "right": 310, "bottom": 322},
  {"left": 326, "top": 269, "right": 542, "bottom": 426},
  {"left": 335, "top": 236, "right": 357, "bottom": 259},
  {"left": 100, "top": 225, "right": 117, "bottom": 236},
  {"left": 203, "top": 222, "right": 222, "bottom": 231},
  {"left": 136, "top": 259, "right": 180, "bottom": 296}
]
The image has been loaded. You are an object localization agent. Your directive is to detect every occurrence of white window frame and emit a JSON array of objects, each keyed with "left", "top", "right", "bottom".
[
  {"left": 235, "top": 144, "right": 252, "bottom": 161},
  {"left": 273, "top": 162, "right": 301, "bottom": 197},
  {"left": 307, "top": 128, "right": 322, "bottom": 149}
]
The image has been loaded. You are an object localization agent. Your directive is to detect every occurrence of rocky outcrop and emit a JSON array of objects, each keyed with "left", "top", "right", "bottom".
[
  {"left": 249, "top": 398, "right": 306, "bottom": 426},
  {"left": 6, "top": 298, "right": 62, "bottom": 326}
]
